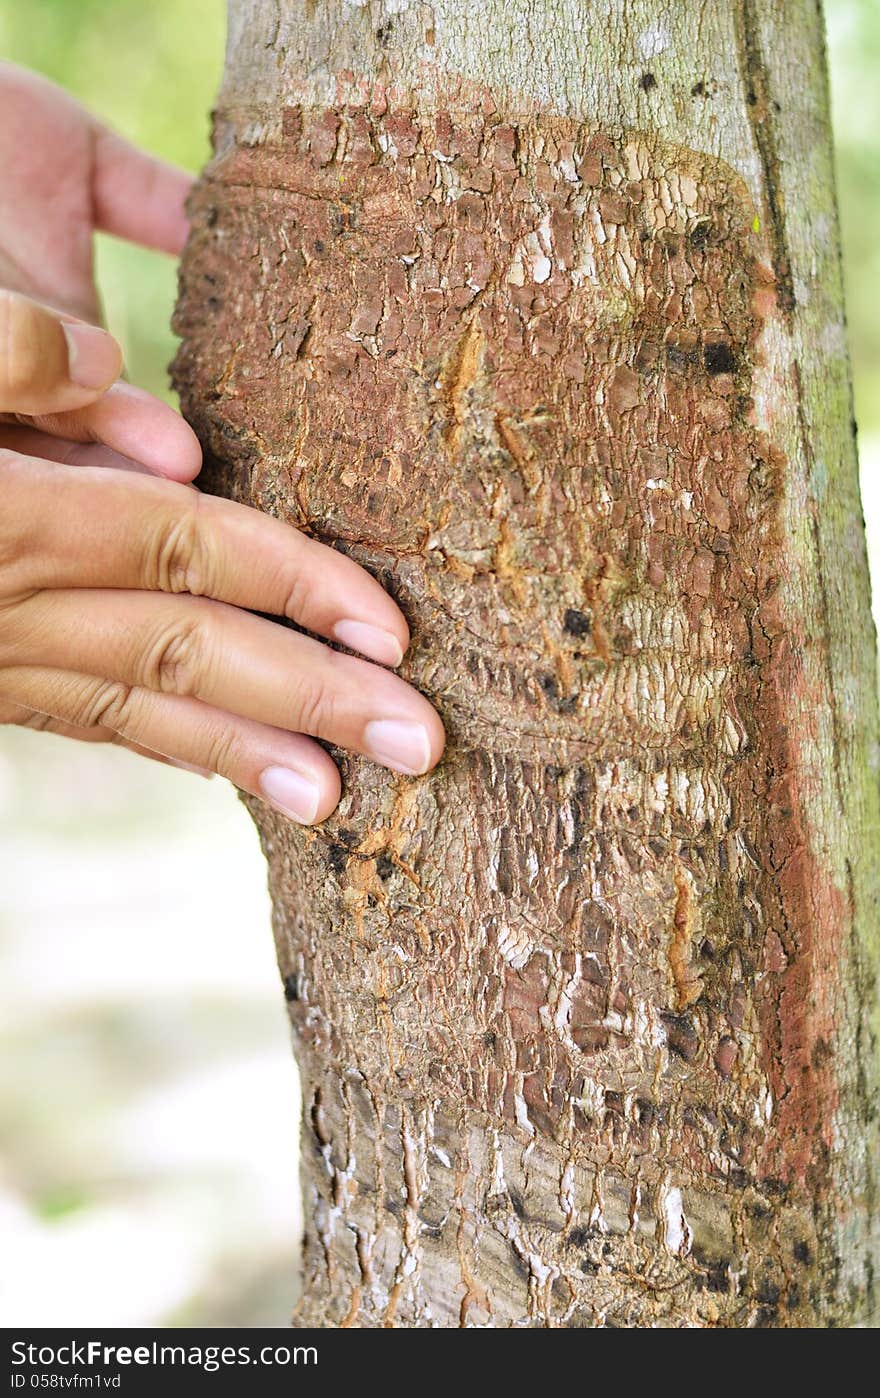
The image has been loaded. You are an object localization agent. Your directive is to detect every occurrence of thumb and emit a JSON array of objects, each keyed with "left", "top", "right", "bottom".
[{"left": 0, "top": 290, "right": 122, "bottom": 416}]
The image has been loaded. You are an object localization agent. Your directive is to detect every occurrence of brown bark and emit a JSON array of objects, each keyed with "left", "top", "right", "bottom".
[{"left": 173, "top": 1, "right": 880, "bottom": 1326}]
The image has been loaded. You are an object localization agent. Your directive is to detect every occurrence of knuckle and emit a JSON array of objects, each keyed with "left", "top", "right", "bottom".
[
  {"left": 0, "top": 453, "right": 42, "bottom": 596},
  {"left": 202, "top": 724, "right": 241, "bottom": 777},
  {"left": 152, "top": 494, "right": 211, "bottom": 596},
  {"left": 282, "top": 565, "right": 312, "bottom": 623},
  {"left": 293, "top": 677, "right": 336, "bottom": 738},
  {"left": 73, "top": 680, "right": 136, "bottom": 731},
  {"left": 0, "top": 291, "right": 41, "bottom": 405},
  {"left": 145, "top": 615, "right": 207, "bottom": 695},
  {"left": 0, "top": 594, "right": 35, "bottom": 667}
]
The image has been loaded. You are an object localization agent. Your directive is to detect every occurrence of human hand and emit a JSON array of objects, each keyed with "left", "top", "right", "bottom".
[{"left": 0, "top": 69, "right": 444, "bottom": 825}]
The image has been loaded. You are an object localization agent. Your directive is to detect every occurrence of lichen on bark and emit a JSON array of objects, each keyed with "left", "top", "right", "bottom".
[{"left": 174, "top": 1, "right": 880, "bottom": 1327}]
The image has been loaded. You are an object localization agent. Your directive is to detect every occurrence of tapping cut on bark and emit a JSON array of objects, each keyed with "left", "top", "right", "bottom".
[{"left": 174, "top": 0, "right": 880, "bottom": 1327}]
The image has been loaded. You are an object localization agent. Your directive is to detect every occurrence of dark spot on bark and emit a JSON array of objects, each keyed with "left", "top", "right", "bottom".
[
  {"left": 639, "top": 72, "right": 657, "bottom": 91},
  {"left": 793, "top": 1239, "right": 812, "bottom": 1264},
  {"left": 704, "top": 341, "right": 737, "bottom": 375},
  {"left": 563, "top": 607, "right": 592, "bottom": 638},
  {"left": 579, "top": 1258, "right": 599, "bottom": 1274},
  {"left": 508, "top": 1187, "right": 527, "bottom": 1219},
  {"left": 661, "top": 1012, "right": 700, "bottom": 1060},
  {"left": 539, "top": 673, "right": 579, "bottom": 713},
  {"left": 754, "top": 1304, "right": 778, "bottom": 1328},
  {"left": 604, "top": 1090, "right": 624, "bottom": 1114},
  {"left": 691, "top": 80, "right": 707, "bottom": 96},
  {"left": 747, "top": 87, "right": 758, "bottom": 105},
  {"left": 567, "top": 1226, "right": 595, "bottom": 1248},
  {"left": 375, "top": 19, "right": 393, "bottom": 44},
  {"left": 205, "top": 206, "right": 218, "bottom": 227},
  {"left": 693, "top": 1248, "right": 731, "bottom": 1293},
  {"left": 384, "top": 1194, "right": 404, "bottom": 1217},
  {"left": 313, "top": 238, "right": 324, "bottom": 252},
  {"left": 376, "top": 853, "right": 395, "bottom": 880},
  {"left": 757, "top": 1278, "right": 781, "bottom": 1306},
  {"left": 665, "top": 342, "right": 699, "bottom": 372},
  {"left": 852, "top": 415, "right": 859, "bottom": 439},
  {"left": 763, "top": 1176, "right": 789, "bottom": 1197},
  {"left": 328, "top": 842, "right": 349, "bottom": 874},
  {"left": 206, "top": 297, "right": 221, "bottom": 313},
  {"left": 787, "top": 1282, "right": 801, "bottom": 1309},
  {"left": 283, "top": 973, "right": 299, "bottom": 1002},
  {"left": 636, "top": 1099, "right": 658, "bottom": 1127},
  {"left": 728, "top": 1166, "right": 749, "bottom": 1189},
  {"left": 811, "top": 1036, "right": 832, "bottom": 1068},
  {"left": 687, "top": 220, "right": 712, "bottom": 249}
]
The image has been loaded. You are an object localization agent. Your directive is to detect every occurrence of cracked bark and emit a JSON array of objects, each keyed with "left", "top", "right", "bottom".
[{"left": 173, "top": 1, "right": 880, "bottom": 1326}]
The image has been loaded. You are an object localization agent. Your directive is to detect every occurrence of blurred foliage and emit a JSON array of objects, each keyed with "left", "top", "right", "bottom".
[
  {"left": 826, "top": 3, "right": 880, "bottom": 435},
  {"left": 0, "top": 0, "right": 225, "bottom": 404}
]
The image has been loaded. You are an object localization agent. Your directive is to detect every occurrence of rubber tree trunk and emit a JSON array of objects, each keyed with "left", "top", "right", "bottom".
[{"left": 173, "top": 0, "right": 880, "bottom": 1326}]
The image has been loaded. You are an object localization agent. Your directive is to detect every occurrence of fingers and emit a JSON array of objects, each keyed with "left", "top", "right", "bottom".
[
  {"left": 0, "top": 290, "right": 122, "bottom": 415},
  {"left": 2, "top": 454, "right": 407, "bottom": 662},
  {"left": 9, "top": 588, "right": 445, "bottom": 777},
  {"left": 0, "top": 693, "right": 209, "bottom": 770},
  {"left": 0, "top": 428, "right": 165, "bottom": 477},
  {"left": 0, "top": 667, "right": 343, "bottom": 824},
  {"left": 0, "top": 381, "right": 202, "bottom": 481},
  {"left": 92, "top": 124, "right": 193, "bottom": 256}
]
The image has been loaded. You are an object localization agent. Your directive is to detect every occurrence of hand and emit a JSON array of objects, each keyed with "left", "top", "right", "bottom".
[{"left": 0, "top": 69, "right": 444, "bottom": 825}]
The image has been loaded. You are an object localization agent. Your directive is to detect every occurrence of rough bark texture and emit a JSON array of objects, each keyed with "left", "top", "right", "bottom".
[{"left": 173, "top": 1, "right": 880, "bottom": 1326}]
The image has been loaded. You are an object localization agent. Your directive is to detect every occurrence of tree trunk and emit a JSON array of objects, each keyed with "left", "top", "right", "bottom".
[{"left": 173, "top": 0, "right": 880, "bottom": 1326}]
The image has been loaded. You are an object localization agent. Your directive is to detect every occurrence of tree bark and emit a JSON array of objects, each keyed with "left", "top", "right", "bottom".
[{"left": 173, "top": 0, "right": 880, "bottom": 1326}]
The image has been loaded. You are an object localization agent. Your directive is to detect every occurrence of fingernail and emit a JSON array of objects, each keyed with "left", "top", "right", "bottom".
[
  {"left": 259, "top": 765, "right": 321, "bottom": 824},
  {"left": 332, "top": 619, "right": 404, "bottom": 667},
  {"left": 364, "top": 719, "right": 431, "bottom": 775},
  {"left": 63, "top": 322, "right": 122, "bottom": 390}
]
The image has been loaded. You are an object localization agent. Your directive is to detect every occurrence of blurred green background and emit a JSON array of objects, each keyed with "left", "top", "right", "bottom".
[{"left": 0, "top": 0, "right": 878, "bottom": 1328}]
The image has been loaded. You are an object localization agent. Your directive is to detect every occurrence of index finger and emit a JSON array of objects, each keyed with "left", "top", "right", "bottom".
[
  {"left": 4, "top": 452, "right": 410, "bottom": 667},
  {"left": 92, "top": 124, "right": 193, "bottom": 256}
]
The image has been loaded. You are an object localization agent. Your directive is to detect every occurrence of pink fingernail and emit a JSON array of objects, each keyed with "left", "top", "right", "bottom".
[
  {"left": 259, "top": 765, "right": 321, "bottom": 824},
  {"left": 63, "top": 322, "right": 122, "bottom": 390},
  {"left": 364, "top": 719, "right": 431, "bottom": 775},
  {"left": 332, "top": 619, "right": 404, "bottom": 667}
]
